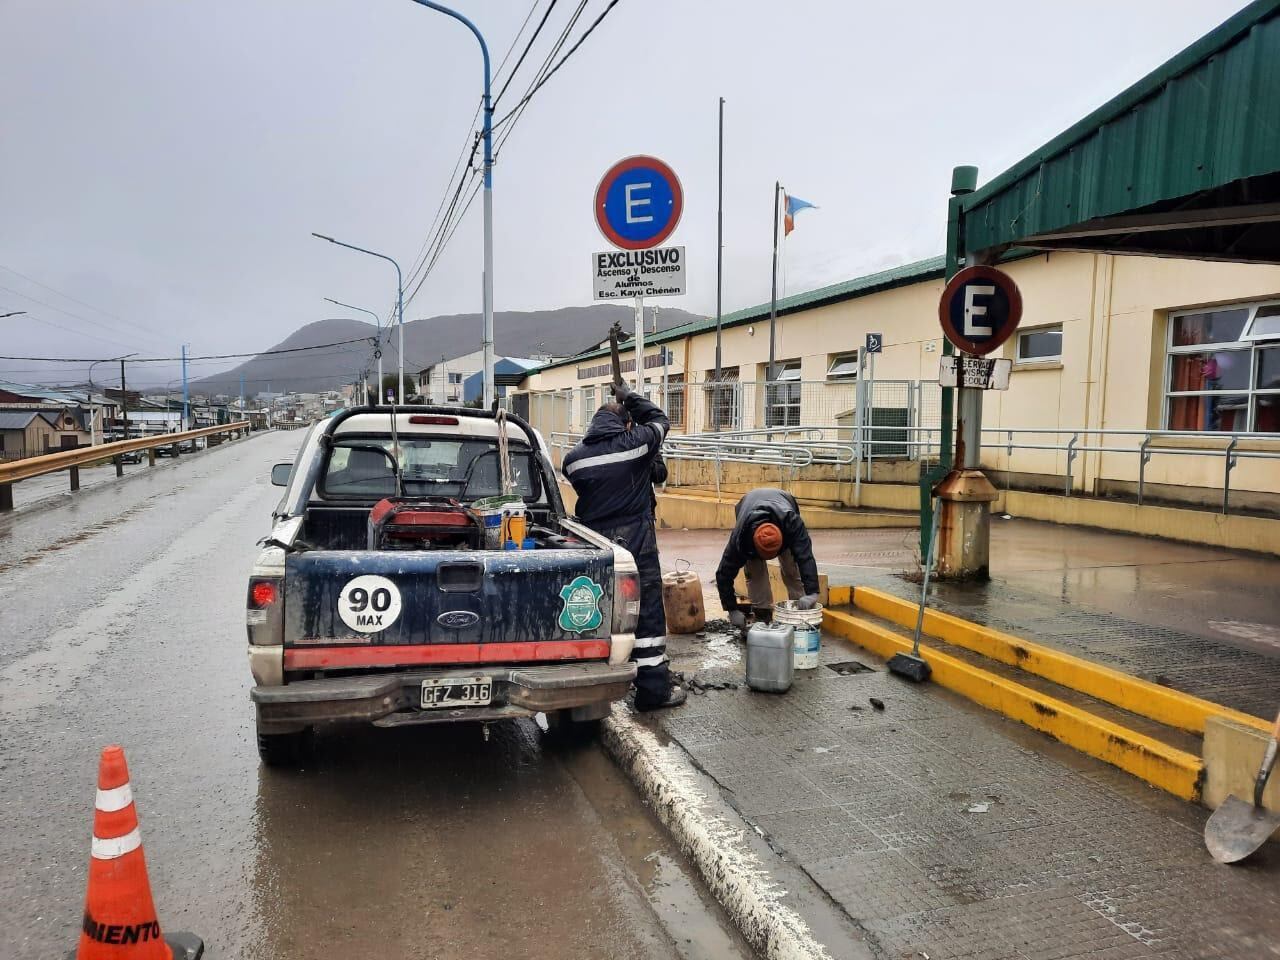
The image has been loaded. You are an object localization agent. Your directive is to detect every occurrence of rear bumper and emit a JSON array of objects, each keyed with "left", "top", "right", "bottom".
[{"left": 251, "top": 661, "right": 636, "bottom": 732}]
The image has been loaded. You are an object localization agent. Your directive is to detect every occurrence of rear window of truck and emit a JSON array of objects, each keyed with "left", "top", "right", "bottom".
[{"left": 319, "top": 436, "right": 542, "bottom": 502}]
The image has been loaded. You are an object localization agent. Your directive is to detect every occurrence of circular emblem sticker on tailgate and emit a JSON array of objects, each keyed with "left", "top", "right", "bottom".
[{"left": 338, "top": 575, "right": 403, "bottom": 633}]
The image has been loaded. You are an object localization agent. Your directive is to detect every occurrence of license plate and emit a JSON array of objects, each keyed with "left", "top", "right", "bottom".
[{"left": 420, "top": 676, "right": 493, "bottom": 709}]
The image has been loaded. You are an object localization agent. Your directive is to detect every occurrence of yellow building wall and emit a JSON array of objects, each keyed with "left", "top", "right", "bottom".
[{"left": 523, "top": 252, "right": 1280, "bottom": 496}]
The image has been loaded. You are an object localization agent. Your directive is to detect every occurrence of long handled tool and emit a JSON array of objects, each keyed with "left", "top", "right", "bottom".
[
  {"left": 887, "top": 500, "right": 941, "bottom": 683},
  {"left": 1205, "top": 707, "right": 1280, "bottom": 864},
  {"left": 607, "top": 321, "right": 625, "bottom": 390}
]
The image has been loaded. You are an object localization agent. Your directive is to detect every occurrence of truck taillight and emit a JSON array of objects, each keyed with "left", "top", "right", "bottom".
[
  {"left": 250, "top": 580, "right": 278, "bottom": 608},
  {"left": 246, "top": 577, "right": 284, "bottom": 645},
  {"left": 614, "top": 571, "right": 640, "bottom": 634}
]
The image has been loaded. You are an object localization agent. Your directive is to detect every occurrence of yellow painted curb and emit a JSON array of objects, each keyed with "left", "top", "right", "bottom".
[
  {"left": 822, "top": 608, "right": 1204, "bottom": 802},
  {"left": 853, "top": 586, "right": 1272, "bottom": 736}
]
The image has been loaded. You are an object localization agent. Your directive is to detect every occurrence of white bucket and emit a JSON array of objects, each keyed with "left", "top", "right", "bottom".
[
  {"left": 773, "top": 600, "right": 823, "bottom": 670},
  {"left": 472, "top": 495, "right": 522, "bottom": 549}
]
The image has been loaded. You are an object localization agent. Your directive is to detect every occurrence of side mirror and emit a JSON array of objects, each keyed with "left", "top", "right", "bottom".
[{"left": 270, "top": 463, "right": 292, "bottom": 486}]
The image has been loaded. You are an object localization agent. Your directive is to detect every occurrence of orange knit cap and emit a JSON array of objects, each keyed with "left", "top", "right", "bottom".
[{"left": 752, "top": 522, "right": 783, "bottom": 559}]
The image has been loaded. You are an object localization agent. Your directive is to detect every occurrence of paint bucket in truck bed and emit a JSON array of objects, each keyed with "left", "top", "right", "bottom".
[
  {"left": 773, "top": 600, "right": 823, "bottom": 670},
  {"left": 472, "top": 494, "right": 523, "bottom": 549}
]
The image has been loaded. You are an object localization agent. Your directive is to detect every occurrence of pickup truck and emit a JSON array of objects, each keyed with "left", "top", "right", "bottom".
[{"left": 247, "top": 406, "right": 639, "bottom": 766}]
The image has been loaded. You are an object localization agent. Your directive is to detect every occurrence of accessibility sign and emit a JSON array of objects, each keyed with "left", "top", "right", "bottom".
[
  {"left": 592, "top": 246, "right": 686, "bottom": 300},
  {"left": 865, "top": 332, "right": 883, "bottom": 354},
  {"left": 938, "top": 355, "right": 1012, "bottom": 390},
  {"left": 938, "top": 265, "right": 1023, "bottom": 356},
  {"left": 595, "top": 156, "right": 683, "bottom": 250}
]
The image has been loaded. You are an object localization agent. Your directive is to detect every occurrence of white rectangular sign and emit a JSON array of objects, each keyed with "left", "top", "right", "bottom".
[
  {"left": 939, "top": 356, "right": 1012, "bottom": 390},
  {"left": 592, "top": 246, "right": 685, "bottom": 300}
]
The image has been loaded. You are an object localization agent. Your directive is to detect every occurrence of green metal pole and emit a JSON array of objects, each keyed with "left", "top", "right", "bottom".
[{"left": 921, "top": 165, "right": 978, "bottom": 558}]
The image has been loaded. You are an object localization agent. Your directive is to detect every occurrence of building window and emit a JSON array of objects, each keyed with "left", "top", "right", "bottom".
[
  {"left": 765, "top": 361, "right": 802, "bottom": 428},
  {"left": 827, "top": 352, "right": 859, "bottom": 380},
  {"left": 664, "top": 374, "right": 685, "bottom": 429},
  {"left": 1016, "top": 325, "right": 1063, "bottom": 364},
  {"left": 581, "top": 386, "right": 597, "bottom": 417},
  {"left": 704, "top": 367, "right": 740, "bottom": 430},
  {"left": 448, "top": 373, "right": 464, "bottom": 384},
  {"left": 1164, "top": 302, "right": 1280, "bottom": 433}
]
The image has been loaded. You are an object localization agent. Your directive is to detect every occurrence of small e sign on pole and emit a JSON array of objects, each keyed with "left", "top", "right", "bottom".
[{"left": 938, "top": 265, "right": 1023, "bottom": 356}]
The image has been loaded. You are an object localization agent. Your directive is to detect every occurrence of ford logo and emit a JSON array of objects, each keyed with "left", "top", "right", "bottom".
[{"left": 436, "top": 610, "right": 480, "bottom": 630}]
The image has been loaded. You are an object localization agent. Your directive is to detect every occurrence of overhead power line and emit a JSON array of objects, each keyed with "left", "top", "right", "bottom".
[
  {"left": 493, "top": 0, "right": 622, "bottom": 131},
  {"left": 0, "top": 336, "right": 376, "bottom": 364}
]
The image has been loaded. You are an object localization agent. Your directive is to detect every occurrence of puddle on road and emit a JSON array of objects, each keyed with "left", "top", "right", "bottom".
[{"left": 557, "top": 741, "right": 754, "bottom": 960}]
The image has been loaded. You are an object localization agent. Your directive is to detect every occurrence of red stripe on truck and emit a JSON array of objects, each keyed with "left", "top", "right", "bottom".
[{"left": 283, "top": 640, "right": 610, "bottom": 670}]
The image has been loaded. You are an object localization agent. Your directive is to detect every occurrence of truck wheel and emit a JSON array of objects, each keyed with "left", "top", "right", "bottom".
[
  {"left": 542, "top": 711, "right": 600, "bottom": 743},
  {"left": 256, "top": 726, "right": 313, "bottom": 767}
]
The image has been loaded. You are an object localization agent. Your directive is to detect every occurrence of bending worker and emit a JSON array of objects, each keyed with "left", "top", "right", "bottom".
[
  {"left": 715, "top": 487, "right": 822, "bottom": 633},
  {"left": 563, "top": 382, "right": 686, "bottom": 711}
]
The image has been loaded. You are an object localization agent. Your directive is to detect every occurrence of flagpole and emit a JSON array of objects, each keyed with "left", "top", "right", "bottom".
[
  {"left": 768, "top": 181, "right": 780, "bottom": 381},
  {"left": 714, "top": 97, "right": 725, "bottom": 389}
]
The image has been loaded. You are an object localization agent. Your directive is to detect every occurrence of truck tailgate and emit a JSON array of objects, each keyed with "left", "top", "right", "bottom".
[{"left": 283, "top": 550, "right": 615, "bottom": 664}]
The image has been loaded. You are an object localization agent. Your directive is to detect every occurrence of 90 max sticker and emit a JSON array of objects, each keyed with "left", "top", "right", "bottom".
[{"left": 338, "top": 575, "right": 403, "bottom": 633}]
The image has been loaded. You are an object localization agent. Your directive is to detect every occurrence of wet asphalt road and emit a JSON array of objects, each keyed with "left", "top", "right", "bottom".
[{"left": 0, "top": 431, "right": 751, "bottom": 960}]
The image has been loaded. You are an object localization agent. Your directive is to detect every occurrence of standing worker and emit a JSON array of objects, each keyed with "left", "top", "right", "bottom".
[
  {"left": 563, "top": 383, "right": 686, "bottom": 711},
  {"left": 715, "top": 488, "right": 822, "bottom": 633}
]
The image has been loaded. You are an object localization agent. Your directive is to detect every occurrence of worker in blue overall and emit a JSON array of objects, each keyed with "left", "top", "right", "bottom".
[{"left": 563, "top": 382, "right": 686, "bottom": 711}]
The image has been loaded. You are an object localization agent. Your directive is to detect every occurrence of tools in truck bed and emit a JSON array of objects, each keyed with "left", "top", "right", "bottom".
[{"left": 367, "top": 497, "right": 482, "bottom": 550}]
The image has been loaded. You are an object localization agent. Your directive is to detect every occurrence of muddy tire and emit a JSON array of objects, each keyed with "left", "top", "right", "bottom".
[
  {"left": 256, "top": 726, "right": 313, "bottom": 767},
  {"left": 542, "top": 711, "right": 601, "bottom": 744}
]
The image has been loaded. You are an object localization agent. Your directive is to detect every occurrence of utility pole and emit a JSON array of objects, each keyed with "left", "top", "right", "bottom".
[
  {"left": 119, "top": 359, "right": 128, "bottom": 441},
  {"left": 407, "top": 1, "right": 494, "bottom": 410},
  {"left": 714, "top": 97, "right": 725, "bottom": 388},
  {"left": 239, "top": 373, "right": 246, "bottom": 429},
  {"left": 181, "top": 343, "right": 190, "bottom": 431}
]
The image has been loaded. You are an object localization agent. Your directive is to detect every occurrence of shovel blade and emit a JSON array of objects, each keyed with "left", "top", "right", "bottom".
[{"left": 1205, "top": 795, "right": 1280, "bottom": 864}]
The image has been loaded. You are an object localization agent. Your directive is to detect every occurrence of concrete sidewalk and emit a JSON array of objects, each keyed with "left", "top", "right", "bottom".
[{"left": 647, "top": 523, "right": 1280, "bottom": 959}]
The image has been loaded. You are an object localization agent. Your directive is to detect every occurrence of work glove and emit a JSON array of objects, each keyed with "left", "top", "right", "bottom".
[
  {"left": 728, "top": 610, "right": 747, "bottom": 633},
  {"left": 795, "top": 594, "right": 821, "bottom": 611},
  {"left": 611, "top": 380, "right": 633, "bottom": 403}
]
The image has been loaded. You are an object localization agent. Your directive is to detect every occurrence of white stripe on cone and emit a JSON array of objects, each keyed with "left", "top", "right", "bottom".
[
  {"left": 95, "top": 783, "right": 133, "bottom": 813},
  {"left": 92, "top": 827, "right": 142, "bottom": 860}
]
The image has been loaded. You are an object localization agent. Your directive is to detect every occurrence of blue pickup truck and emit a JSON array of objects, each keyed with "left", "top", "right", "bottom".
[{"left": 246, "top": 406, "right": 639, "bottom": 766}]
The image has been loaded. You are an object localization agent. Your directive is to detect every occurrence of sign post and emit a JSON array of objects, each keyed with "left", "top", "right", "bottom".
[
  {"left": 593, "top": 155, "right": 685, "bottom": 398},
  {"left": 934, "top": 262, "right": 1023, "bottom": 579}
]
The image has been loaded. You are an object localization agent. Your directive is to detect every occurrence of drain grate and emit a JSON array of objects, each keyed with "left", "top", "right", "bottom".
[{"left": 827, "top": 660, "right": 873, "bottom": 676}]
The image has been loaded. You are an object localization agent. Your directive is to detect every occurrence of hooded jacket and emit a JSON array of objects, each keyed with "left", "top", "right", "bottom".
[
  {"left": 715, "top": 487, "right": 819, "bottom": 610},
  {"left": 563, "top": 392, "right": 669, "bottom": 528}
]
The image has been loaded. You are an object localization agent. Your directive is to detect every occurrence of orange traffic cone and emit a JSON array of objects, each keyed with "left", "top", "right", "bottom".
[{"left": 73, "top": 746, "right": 203, "bottom": 960}]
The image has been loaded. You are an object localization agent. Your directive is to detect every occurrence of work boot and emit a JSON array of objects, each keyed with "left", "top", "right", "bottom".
[{"left": 636, "top": 685, "right": 687, "bottom": 712}]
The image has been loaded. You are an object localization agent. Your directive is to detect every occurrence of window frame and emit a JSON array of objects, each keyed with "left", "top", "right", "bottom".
[
  {"left": 1014, "top": 324, "right": 1063, "bottom": 366},
  {"left": 1163, "top": 301, "right": 1280, "bottom": 434},
  {"left": 703, "top": 367, "right": 741, "bottom": 430},
  {"left": 765, "top": 360, "right": 803, "bottom": 428},
  {"left": 826, "top": 352, "right": 860, "bottom": 380}
]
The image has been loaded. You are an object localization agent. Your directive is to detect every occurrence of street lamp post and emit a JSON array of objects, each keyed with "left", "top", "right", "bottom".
[
  {"left": 0, "top": 310, "right": 26, "bottom": 319},
  {"left": 312, "top": 234, "right": 405, "bottom": 403},
  {"left": 407, "top": 0, "right": 495, "bottom": 410},
  {"left": 325, "top": 298, "right": 385, "bottom": 402}
]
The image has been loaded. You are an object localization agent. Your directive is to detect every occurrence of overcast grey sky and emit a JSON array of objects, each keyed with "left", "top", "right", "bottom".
[{"left": 0, "top": 0, "right": 1250, "bottom": 386}]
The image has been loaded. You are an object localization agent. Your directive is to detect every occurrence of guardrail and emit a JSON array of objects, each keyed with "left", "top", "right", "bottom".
[{"left": 0, "top": 421, "right": 252, "bottom": 511}]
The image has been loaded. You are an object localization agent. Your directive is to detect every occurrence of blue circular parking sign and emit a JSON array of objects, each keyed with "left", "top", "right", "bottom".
[{"left": 595, "top": 155, "right": 683, "bottom": 250}]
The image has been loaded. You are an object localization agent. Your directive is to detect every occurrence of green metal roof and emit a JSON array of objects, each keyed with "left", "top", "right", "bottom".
[
  {"left": 961, "top": 0, "right": 1280, "bottom": 262},
  {"left": 530, "top": 255, "right": 948, "bottom": 375}
]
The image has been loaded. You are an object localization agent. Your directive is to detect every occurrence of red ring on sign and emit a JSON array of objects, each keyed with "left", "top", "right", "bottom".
[
  {"left": 938, "top": 265, "right": 1024, "bottom": 356},
  {"left": 594, "top": 155, "right": 684, "bottom": 250}
]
